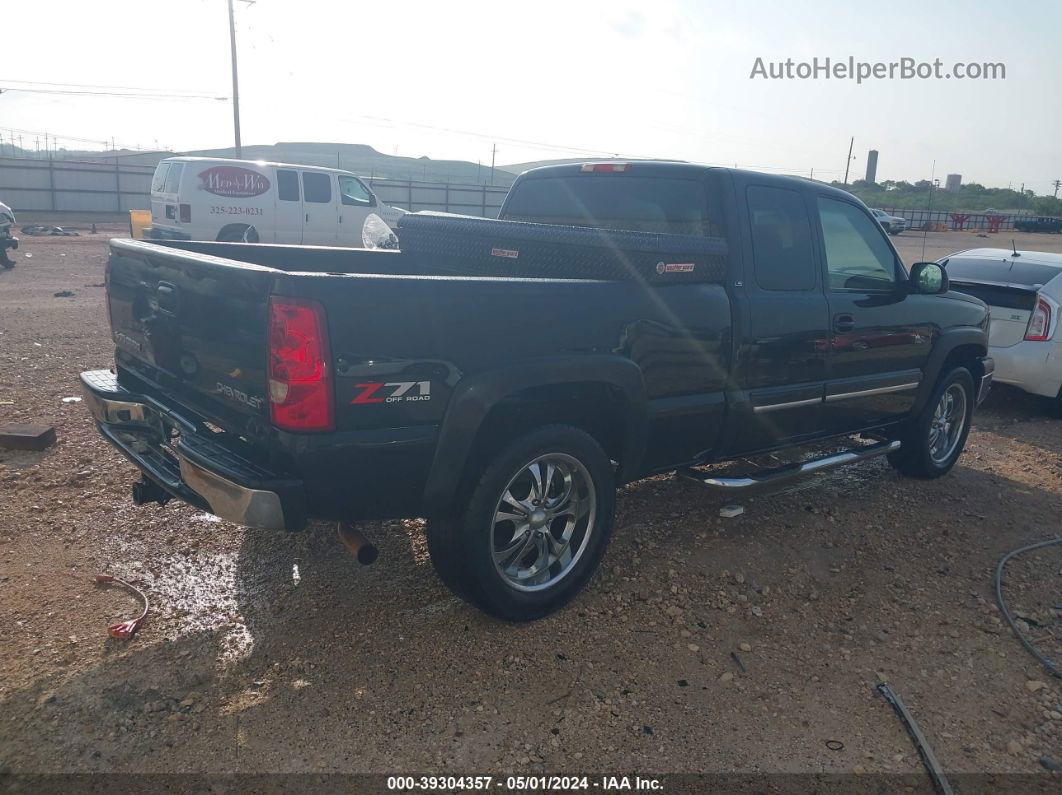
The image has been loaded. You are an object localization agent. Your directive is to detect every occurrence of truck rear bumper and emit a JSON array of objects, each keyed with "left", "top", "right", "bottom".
[{"left": 80, "top": 369, "right": 304, "bottom": 530}]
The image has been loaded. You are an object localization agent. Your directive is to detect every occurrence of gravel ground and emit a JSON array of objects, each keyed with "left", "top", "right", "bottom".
[{"left": 2, "top": 228, "right": 1062, "bottom": 784}]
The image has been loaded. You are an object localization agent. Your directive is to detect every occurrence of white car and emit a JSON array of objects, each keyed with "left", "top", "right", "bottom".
[
  {"left": 870, "top": 208, "right": 908, "bottom": 235},
  {"left": 0, "top": 200, "right": 17, "bottom": 268},
  {"left": 946, "top": 248, "right": 1062, "bottom": 407},
  {"left": 147, "top": 157, "right": 406, "bottom": 246}
]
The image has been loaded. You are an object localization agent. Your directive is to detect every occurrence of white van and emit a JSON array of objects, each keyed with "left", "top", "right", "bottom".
[{"left": 147, "top": 157, "right": 406, "bottom": 246}]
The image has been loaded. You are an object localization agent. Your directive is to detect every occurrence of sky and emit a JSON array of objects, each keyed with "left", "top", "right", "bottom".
[{"left": 3, "top": 0, "right": 1060, "bottom": 192}]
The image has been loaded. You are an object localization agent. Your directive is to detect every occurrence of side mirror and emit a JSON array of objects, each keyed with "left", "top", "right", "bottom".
[{"left": 909, "top": 261, "right": 948, "bottom": 294}]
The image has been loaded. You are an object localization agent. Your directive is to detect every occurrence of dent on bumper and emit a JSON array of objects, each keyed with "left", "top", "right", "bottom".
[{"left": 80, "top": 369, "right": 293, "bottom": 530}]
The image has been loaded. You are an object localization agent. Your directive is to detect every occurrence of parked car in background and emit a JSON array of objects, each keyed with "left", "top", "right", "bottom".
[
  {"left": 870, "top": 208, "right": 908, "bottom": 235},
  {"left": 83, "top": 161, "right": 992, "bottom": 620},
  {"left": 0, "top": 200, "right": 18, "bottom": 268},
  {"left": 1013, "top": 216, "right": 1062, "bottom": 233},
  {"left": 147, "top": 157, "right": 407, "bottom": 246},
  {"left": 947, "top": 248, "right": 1062, "bottom": 409}
]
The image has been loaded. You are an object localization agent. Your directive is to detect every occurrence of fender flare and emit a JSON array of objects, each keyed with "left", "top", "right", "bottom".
[
  {"left": 913, "top": 327, "right": 987, "bottom": 414},
  {"left": 421, "top": 354, "right": 648, "bottom": 512}
]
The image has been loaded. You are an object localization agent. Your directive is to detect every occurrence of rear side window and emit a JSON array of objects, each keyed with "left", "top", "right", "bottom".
[
  {"left": 277, "top": 169, "right": 300, "bottom": 202},
  {"left": 747, "top": 185, "right": 815, "bottom": 291},
  {"left": 151, "top": 163, "right": 170, "bottom": 193},
  {"left": 502, "top": 176, "right": 713, "bottom": 236},
  {"left": 302, "top": 172, "right": 332, "bottom": 203},
  {"left": 163, "top": 163, "right": 183, "bottom": 194}
]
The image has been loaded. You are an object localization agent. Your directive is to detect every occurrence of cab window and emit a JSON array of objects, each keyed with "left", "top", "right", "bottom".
[
  {"left": 817, "top": 198, "right": 899, "bottom": 291},
  {"left": 339, "top": 176, "right": 373, "bottom": 207},
  {"left": 746, "top": 185, "right": 815, "bottom": 291}
]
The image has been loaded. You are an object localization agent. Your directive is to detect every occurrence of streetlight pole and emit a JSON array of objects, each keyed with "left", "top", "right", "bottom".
[{"left": 227, "top": 0, "right": 242, "bottom": 158}]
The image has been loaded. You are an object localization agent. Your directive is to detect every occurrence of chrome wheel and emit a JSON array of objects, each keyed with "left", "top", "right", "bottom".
[
  {"left": 491, "top": 453, "right": 596, "bottom": 592},
  {"left": 928, "top": 383, "right": 967, "bottom": 464}
]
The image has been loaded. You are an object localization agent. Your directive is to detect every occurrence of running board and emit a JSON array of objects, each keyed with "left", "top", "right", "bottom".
[{"left": 679, "top": 440, "right": 900, "bottom": 490}]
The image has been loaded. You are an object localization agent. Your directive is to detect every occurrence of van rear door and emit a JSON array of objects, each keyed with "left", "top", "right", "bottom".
[{"left": 150, "top": 162, "right": 184, "bottom": 230}]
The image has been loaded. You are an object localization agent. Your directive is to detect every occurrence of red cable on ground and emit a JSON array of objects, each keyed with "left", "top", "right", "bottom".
[{"left": 95, "top": 573, "right": 149, "bottom": 639}]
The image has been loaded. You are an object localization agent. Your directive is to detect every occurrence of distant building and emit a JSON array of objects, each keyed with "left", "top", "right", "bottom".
[
  {"left": 945, "top": 174, "right": 962, "bottom": 192},
  {"left": 865, "top": 150, "right": 878, "bottom": 184}
]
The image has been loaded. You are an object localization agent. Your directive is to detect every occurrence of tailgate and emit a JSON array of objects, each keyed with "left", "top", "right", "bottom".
[
  {"left": 106, "top": 239, "right": 275, "bottom": 425},
  {"left": 950, "top": 279, "right": 1036, "bottom": 348}
]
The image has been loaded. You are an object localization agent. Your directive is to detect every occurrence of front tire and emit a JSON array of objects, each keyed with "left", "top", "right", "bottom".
[
  {"left": 888, "top": 367, "right": 974, "bottom": 478},
  {"left": 426, "top": 425, "right": 615, "bottom": 621}
]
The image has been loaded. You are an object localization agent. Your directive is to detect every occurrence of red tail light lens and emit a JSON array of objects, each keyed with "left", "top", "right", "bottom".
[
  {"left": 1025, "top": 297, "right": 1052, "bottom": 341},
  {"left": 268, "top": 297, "right": 334, "bottom": 431},
  {"left": 179, "top": 203, "right": 191, "bottom": 223}
]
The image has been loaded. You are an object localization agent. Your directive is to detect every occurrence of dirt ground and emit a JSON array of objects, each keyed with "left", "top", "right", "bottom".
[{"left": 2, "top": 226, "right": 1062, "bottom": 786}]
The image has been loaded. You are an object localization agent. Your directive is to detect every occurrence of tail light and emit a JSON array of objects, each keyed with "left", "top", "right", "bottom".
[
  {"left": 179, "top": 203, "right": 191, "bottom": 223},
  {"left": 268, "top": 297, "right": 334, "bottom": 431},
  {"left": 1024, "top": 297, "right": 1053, "bottom": 341},
  {"left": 580, "top": 162, "right": 630, "bottom": 173}
]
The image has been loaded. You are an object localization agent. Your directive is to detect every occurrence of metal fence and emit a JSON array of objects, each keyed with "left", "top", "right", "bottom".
[
  {"left": 0, "top": 156, "right": 511, "bottom": 217},
  {"left": 882, "top": 207, "right": 1028, "bottom": 231}
]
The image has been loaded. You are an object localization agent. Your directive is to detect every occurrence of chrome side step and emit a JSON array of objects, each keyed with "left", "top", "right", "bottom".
[{"left": 679, "top": 439, "right": 900, "bottom": 490}]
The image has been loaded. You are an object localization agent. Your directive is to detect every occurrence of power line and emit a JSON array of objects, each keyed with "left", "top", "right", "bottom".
[{"left": 1, "top": 87, "right": 227, "bottom": 101}]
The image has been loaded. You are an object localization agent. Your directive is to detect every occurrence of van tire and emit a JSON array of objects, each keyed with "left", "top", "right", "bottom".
[{"left": 217, "top": 224, "right": 259, "bottom": 243}]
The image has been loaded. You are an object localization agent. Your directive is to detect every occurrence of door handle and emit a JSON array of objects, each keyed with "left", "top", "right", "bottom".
[
  {"left": 305, "top": 213, "right": 309, "bottom": 223},
  {"left": 833, "top": 313, "right": 856, "bottom": 333}
]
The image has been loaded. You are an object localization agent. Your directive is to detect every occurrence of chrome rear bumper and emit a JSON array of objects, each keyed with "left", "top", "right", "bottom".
[{"left": 81, "top": 369, "right": 301, "bottom": 530}]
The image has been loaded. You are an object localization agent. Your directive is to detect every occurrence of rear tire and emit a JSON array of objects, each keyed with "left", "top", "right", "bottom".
[
  {"left": 888, "top": 367, "right": 974, "bottom": 478},
  {"left": 217, "top": 224, "right": 259, "bottom": 243},
  {"left": 426, "top": 425, "right": 615, "bottom": 621}
]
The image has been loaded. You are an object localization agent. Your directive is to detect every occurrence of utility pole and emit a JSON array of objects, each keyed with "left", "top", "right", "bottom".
[
  {"left": 227, "top": 0, "right": 243, "bottom": 158},
  {"left": 1053, "top": 179, "right": 1061, "bottom": 198},
  {"left": 490, "top": 143, "right": 496, "bottom": 186},
  {"left": 843, "top": 137, "right": 854, "bottom": 184}
]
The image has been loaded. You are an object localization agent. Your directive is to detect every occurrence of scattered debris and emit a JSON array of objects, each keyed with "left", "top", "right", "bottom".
[
  {"left": 95, "top": 573, "right": 149, "bottom": 639},
  {"left": 0, "top": 423, "right": 56, "bottom": 451},
  {"left": 61, "top": 396, "right": 82, "bottom": 403},
  {"left": 877, "top": 683, "right": 954, "bottom": 795},
  {"left": 825, "top": 740, "right": 845, "bottom": 751},
  {"left": 52, "top": 291, "right": 75, "bottom": 298},
  {"left": 1040, "top": 755, "right": 1062, "bottom": 772},
  {"left": 23, "top": 252, "right": 32, "bottom": 258},
  {"left": 21, "top": 225, "right": 78, "bottom": 237},
  {"left": 718, "top": 671, "right": 734, "bottom": 683},
  {"left": 719, "top": 504, "right": 744, "bottom": 518},
  {"left": 729, "top": 651, "right": 746, "bottom": 673}
]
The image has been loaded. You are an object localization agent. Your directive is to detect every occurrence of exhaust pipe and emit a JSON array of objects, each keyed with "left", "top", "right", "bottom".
[{"left": 337, "top": 522, "right": 378, "bottom": 565}]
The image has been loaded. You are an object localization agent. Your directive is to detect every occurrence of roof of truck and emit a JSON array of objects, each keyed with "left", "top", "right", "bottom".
[{"left": 516, "top": 160, "right": 863, "bottom": 203}]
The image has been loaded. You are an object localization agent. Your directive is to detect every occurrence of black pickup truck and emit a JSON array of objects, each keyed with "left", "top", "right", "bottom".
[{"left": 82, "top": 162, "right": 993, "bottom": 620}]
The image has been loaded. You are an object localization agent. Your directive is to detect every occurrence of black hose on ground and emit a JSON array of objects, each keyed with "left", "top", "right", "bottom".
[{"left": 994, "top": 537, "right": 1062, "bottom": 679}]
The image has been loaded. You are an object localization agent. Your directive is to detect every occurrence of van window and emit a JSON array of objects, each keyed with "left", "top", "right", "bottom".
[
  {"left": 747, "top": 185, "right": 815, "bottom": 291},
  {"left": 277, "top": 169, "right": 300, "bottom": 202},
  {"left": 339, "top": 176, "right": 373, "bottom": 206},
  {"left": 303, "top": 172, "right": 332, "bottom": 204},
  {"left": 163, "top": 163, "right": 183, "bottom": 194},
  {"left": 151, "top": 163, "right": 170, "bottom": 193}
]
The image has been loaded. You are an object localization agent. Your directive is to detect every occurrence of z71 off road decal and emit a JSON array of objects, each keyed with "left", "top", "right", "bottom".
[{"left": 351, "top": 381, "right": 431, "bottom": 404}]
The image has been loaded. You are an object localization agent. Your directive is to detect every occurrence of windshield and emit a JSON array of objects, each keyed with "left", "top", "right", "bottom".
[{"left": 502, "top": 176, "right": 714, "bottom": 236}]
